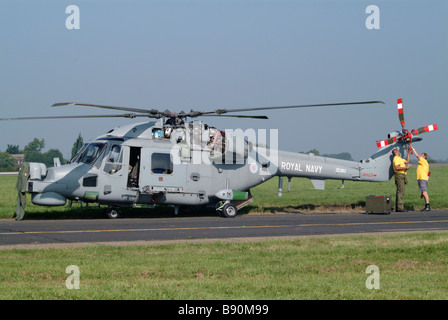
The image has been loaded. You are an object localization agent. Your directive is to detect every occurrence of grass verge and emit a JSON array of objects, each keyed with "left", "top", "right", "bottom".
[{"left": 1, "top": 232, "right": 448, "bottom": 299}]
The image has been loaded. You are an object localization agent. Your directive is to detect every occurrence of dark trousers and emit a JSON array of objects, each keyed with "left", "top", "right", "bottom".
[{"left": 395, "top": 173, "right": 408, "bottom": 211}]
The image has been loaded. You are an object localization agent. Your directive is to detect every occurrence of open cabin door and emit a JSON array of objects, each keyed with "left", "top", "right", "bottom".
[{"left": 127, "top": 147, "right": 141, "bottom": 188}]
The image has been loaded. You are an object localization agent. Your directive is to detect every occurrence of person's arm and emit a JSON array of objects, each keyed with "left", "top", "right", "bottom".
[
  {"left": 410, "top": 146, "right": 421, "bottom": 160},
  {"left": 404, "top": 146, "right": 411, "bottom": 164}
]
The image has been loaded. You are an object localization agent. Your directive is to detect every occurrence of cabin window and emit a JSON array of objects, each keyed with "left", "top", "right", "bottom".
[
  {"left": 83, "top": 175, "right": 98, "bottom": 187},
  {"left": 151, "top": 153, "right": 173, "bottom": 174}
]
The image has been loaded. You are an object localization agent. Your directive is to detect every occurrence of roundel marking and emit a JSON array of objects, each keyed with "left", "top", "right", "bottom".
[{"left": 249, "top": 162, "right": 258, "bottom": 174}]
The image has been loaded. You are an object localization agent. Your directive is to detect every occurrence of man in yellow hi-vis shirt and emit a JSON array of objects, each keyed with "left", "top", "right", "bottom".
[
  {"left": 392, "top": 148, "right": 411, "bottom": 212},
  {"left": 410, "top": 146, "right": 430, "bottom": 211}
]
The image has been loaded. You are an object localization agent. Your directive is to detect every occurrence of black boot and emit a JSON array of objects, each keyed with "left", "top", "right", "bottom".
[{"left": 421, "top": 204, "right": 430, "bottom": 211}]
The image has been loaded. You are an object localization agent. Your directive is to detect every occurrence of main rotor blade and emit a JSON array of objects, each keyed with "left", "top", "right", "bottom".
[
  {"left": 0, "top": 113, "right": 149, "bottom": 121},
  {"left": 53, "top": 100, "right": 383, "bottom": 119},
  {"left": 209, "top": 100, "right": 385, "bottom": 115},
  {"left": 200, "top": 114, "right": 269, "bottom": 119},
  {"left": 397, "top": 98, "right": 405, "bottom": 129},
  {"left": 52, "top": 102, "right": 159, "bottom": 115}
]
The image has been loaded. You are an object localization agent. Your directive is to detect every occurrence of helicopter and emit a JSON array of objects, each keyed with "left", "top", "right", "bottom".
[{"left": 1, "top": 99, "right": 438, "bottom": 220}]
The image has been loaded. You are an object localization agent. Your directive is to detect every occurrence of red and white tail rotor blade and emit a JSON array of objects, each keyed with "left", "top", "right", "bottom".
[
  {"left": 376, "top": 136, "right": 397, "bottom": 148},
  {"left": 397, "top": 98, "right": 405, "bottom": 129},
  {"left": 411, "top": 124, "right": 438, "bottom": 136}
]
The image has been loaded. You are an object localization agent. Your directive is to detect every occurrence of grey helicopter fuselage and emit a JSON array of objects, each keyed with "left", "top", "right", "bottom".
[
  {"left": 26, "top": 117, "right": 404, "bottom": 217},
  {"left": 28, "top": 120, "right": 268, "bottom": 211}
]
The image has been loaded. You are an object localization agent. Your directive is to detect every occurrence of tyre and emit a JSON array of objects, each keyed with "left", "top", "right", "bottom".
[
  {"left": 221, "top": 203, "right": 238, "bottom": 218},
  {"left": 106, "top": 207, "right": 120, "bottom": 219}
]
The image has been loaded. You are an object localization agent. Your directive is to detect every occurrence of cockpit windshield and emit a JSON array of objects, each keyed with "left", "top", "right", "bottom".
[
  {"left": 76, "top": 143, "right": 107, "bottom": 166},
  {"left": 71, "top": 144, "right": 88, "bottom": 163}
]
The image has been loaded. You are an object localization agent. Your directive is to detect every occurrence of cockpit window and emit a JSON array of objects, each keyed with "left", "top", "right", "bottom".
[
  {"left": 77, "top": 143, "right": 107, "bottom": 166},
  {"left": 71, "top": 144, "right": 88, "bottom": 163},
  {"left": 103, "top": 145, "right": 123, "bottom": 175},
  {"left": 108, "top": 145, "right": 121, "bottom": 163}
]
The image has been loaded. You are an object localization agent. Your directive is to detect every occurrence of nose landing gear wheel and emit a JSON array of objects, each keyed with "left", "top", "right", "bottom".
[{"left": 221, "top": 203, "right": 238, "bottom": 218}]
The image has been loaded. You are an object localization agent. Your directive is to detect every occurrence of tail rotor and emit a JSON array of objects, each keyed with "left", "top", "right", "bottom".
[{"left": 376, "top": 98, "right": 438, "bottom": 149}]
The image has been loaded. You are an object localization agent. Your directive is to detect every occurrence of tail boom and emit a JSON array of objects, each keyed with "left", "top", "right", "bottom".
[{"left": 275, "top": 143, "right": 403, "bottom": 186}]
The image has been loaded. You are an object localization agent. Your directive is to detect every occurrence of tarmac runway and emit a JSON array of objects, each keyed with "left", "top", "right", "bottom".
[{"left": 1, "top": 210, "right": 447, "bottom": 249}]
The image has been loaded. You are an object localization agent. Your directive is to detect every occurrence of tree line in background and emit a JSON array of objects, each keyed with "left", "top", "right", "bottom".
[
  {"left": 303, "top": 149, "right": 354, "bottom": 161},
  {"left": 0, "top": 133, "right": 84, "bottom": 171}
]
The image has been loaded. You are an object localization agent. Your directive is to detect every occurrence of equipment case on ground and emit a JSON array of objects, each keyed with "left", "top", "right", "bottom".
[{"left": 365, "top": 195, "right": 393, "bottom": 214}]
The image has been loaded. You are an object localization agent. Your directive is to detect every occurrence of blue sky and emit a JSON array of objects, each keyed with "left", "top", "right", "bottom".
[{"left": 1, "top": 0, "right": 447, "bottom": 161}]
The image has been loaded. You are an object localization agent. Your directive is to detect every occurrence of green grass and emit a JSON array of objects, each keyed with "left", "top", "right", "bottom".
[
  {"left": 1, "top": 170, "right": 448, "bottom": 300},
  {"left": 0, "top": 175, "right": 117, "bottom": 219},
  {"left": 1, "top": 232, "right": 448, "bottom": 299},
  {"left": 1, "top": 166, "right": 447, "bottom": 219}
]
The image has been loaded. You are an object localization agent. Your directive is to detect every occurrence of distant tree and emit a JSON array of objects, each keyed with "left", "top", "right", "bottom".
[
  {"left": 6, "top": 144, "right": 23, "bottom": 154},
  {"left": 24, "top": 138, "right": 45, "bottom": 163},
  {"left": 71, "top": 133, "right": 84, "bottom": 159},
  {"left": 322, "top": 152, "right": 354, "bottom": 161},
  {"left": 302, "top": 149, "right": 353, "bottom": 160},
  {"left": 305, "top": 149, "right": 320, "bottom": 156},
  {"left": 0, "top": 152, "right": 15, "bottom": 169},
  {"left": 23, "top": 138, "right": 65, "bottom": 166},
  {"left": 24, "top": 138, "right": 45, "bottom": 153},
  {"left": 43, "top": 149, "right": 65, "bottom": 166},
  {"left": 24, "top": 150, "right": 44, "bottom": 163}
]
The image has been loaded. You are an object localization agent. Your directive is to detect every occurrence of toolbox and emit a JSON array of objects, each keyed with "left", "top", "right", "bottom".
[{"left": 365, "top": 195, "right": 393, "bottom": 214}]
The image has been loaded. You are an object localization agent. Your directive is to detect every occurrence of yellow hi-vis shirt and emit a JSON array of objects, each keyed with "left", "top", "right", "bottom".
[
  {"left": 416, "top": 158, "right": 429, "bottom": 180},
  {"left": 393, "top": 156, "right": 407, "bottom": 174}
]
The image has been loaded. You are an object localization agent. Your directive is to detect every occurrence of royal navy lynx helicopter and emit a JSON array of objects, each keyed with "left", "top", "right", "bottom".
[{"left": 1, "top": 98, "right": 438, "bottom": 220}]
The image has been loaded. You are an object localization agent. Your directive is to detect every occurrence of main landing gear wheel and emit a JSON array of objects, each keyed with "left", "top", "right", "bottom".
[
  {"left": 105, "top": 207, "right": 120, "bottom": 219},
  {"left": 221, "top": 203, "right": 238, "bottom": 218}
]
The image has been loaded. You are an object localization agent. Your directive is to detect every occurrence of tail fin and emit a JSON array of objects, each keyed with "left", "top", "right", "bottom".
[{"left": 359, "top": 140, "right": 408, "bottom": 182}]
